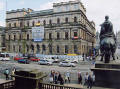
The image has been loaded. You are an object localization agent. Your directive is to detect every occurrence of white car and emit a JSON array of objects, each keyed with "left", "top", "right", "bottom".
[
  {"left": 38, "top": 60, "right": 52, "bottom": 65},
  {"left": 59, "top": 61, "right": 76, "bottom": 67},
  {"left": 53, "top": 58, "right": 59, "bottom": 63}
]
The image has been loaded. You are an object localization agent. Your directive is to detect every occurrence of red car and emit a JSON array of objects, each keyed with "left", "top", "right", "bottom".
[
  {"left": 29, "top": 57, "right": 40, "bottom": 62},
  {"left": 14, "top": 57, "right": 23, "bottom": 61}
]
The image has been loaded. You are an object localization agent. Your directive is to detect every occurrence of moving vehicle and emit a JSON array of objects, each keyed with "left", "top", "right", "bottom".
[
  {"left": 18, "top": 59, "right": 30, "bottom": 64},
  {"left": 59, "top": 61, "right": 76, "bottom": 67},
  {"left": 0, "top": 53, "right": 10, "bottom": 61},
  {"left": 38, "top": 59, "right": 52, "bottom": 65}
]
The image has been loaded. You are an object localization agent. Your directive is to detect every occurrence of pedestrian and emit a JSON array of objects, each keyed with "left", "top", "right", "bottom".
[
  {"left": 92, "top": 73, "right": 95, "bottom": 85},
  {"left": 4, "top": 69, "right": 9, "bottom": 80},
  {"left": 65, "top": 71, "right": 70, "bottom": 83},
  {"left": 82, "top": 53, "right": 84, "bottom": 61},
  {"left": 49, "top": 70, "right": 54, "bottom": 83},
  {"left": 58, "top": 73, "right": 64, "bottom": 85},
  {"left": 54, "top": 72, "right": 59, "bottom": 84},
  {"left": 87, "top": 74, "right": 93, "bottom": 89},
  {"left": 84, "top": 72, "right": 89, "bottom": 85},
  {"left": 11, "top": 67, "right": 16, "bottom": 80},
  {"left": 78, "top": 71, "right": 82, "bottom": 84}
]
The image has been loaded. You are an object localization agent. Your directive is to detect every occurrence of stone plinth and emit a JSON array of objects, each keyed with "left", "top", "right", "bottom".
[
  {"left": 14, "top": 69, "right": 46, "bottom": 89},
  {"left": 91, "top": 63, "right": 120, "bottom": 89}
]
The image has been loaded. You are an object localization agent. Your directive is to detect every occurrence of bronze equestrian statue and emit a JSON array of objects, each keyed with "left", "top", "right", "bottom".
[{"left": 99, "top": 16, "right": 116, "bottom": 63}]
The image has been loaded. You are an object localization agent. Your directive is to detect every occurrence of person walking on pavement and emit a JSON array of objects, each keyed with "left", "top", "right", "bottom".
[
  {"left": 54, "top": 72, "right": 59, "bottom": 84},
  {"left": 4, "top": 69, "right": 9, "bottom": 80},
  {"left": 11, "top": 67, "right": 16, "bottom": 80},
  {"left": 65, "top": 71, "right": 70, "bottom": 83},
  {"left": 84, "top": 72, "right": 89, "bottom": 85},
  {"left": 87, "top": 74, "right": 93, "bottom": 89},
  {"left": 78, "top": 71, "right": 82, "bottom": 84},
  {"left": 49, "top": 70, "right": 54, "bottom": 83},
  {"left": 82, "top": 53, "right": 85, "bottom": 61},
  {"left": 58, "top": 73, "right": 64, "bottom": 85}
]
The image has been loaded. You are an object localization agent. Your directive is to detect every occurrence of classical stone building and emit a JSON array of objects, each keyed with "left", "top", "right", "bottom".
[{"left": 5, "top": 0, "right": 96, "bottom": 55}]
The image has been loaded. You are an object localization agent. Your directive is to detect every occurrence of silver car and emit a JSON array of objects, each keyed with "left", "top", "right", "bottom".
[
  {"left": 38, "top": 60, "right": 52, "bottom": 65},
  {"left": 59, "top": 61, "right": 76, "bottom": 67}
]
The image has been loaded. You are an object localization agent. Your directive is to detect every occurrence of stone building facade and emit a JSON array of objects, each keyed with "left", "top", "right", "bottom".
[{"left": 5, "top": 0, "right": 96, "bottom": 55}]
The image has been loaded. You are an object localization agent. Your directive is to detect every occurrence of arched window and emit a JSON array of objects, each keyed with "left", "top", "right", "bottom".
[
  {"left": 43, "top": 20, "right": 46, "bottom": 25},
  {"left": 26, "top": 45, "right": 29, "bottom": 52},
  {"left": 74, "top": 17, "right": 77, "bottom": 22},
  {"left": 57, "top": 18, "right": 60, "bottom": 24},
  {"left": 32, "top": 21, "right": 35, "bottom": 27},
  {"left": 65, "top": 17, "right": 68, "bottom": 23}
]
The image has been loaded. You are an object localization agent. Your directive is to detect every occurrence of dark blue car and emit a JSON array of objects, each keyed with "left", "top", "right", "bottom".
[{"left": 18, "top": 59, "right": 30, "bottom": 64}]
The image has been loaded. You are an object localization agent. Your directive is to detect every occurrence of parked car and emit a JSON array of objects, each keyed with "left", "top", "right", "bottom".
[
  {"left": 38, "top": 60, "right": 52, "bottom": 65},
  {"left": 59, "top": 61, "right": 76, "bottom": 67},
  {"left": 53, "top": 58, "right": 59, "bottom": 63},
  {"left": 72, "top": 59, "right": 79, "bottom": 63},
  {"left": 14, "top": 57, "right": 23, "bottom": 61},
  {"left": 18, "top": 59, "right": 30, "bottom": 64},
  {"left": 29, "top": 57, "right": 40, "bottom": 62},
  {"left": 43, "top": 58, "right": 54, "bottom": 63}
]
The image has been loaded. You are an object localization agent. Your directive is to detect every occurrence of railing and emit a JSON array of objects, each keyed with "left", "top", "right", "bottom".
[
  {"left": 39, "top": 83, "right": 82, "bottom": 89},
  {"left": 0, "top": 80, "right": 15, "bottom": 89}
]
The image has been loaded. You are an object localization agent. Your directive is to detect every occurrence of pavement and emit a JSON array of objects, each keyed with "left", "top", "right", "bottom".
[{"left": 0, "top": 79, "right": 13, "bottom": 84}]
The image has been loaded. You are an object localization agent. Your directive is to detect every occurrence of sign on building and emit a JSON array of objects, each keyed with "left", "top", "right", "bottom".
[{"left": 32, "top": 26, "right": 44, "bottom": 42}]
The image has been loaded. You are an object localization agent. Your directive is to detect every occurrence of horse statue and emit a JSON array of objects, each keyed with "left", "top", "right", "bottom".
[{"left": 99, "top": 16, "right": 116, "bottom": 63}]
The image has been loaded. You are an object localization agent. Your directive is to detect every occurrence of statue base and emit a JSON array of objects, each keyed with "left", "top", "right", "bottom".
[{"left": 91, "top": 62, "right": 120, "bottom": 88}]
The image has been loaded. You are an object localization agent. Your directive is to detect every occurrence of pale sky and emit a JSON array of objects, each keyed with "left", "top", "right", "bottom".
[{"left": 0, "top": 0, "right": 120, "bottom": 33}]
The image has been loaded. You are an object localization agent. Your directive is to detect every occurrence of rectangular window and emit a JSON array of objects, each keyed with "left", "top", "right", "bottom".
[
  {"left": 57, "top": 32, "right": 60, "bottom": 39},
  {"left": 65, "top": 32, "right": 68, "bottom": 39},
  {"left": 57, "top": 46, "right": 60, "bottom": 53},
  {"left": 49, "top": 33, "right": 52, "bottom": 40},
  {"left": 65, "top": 45, "right": 68, "bottom": 54},
  {"left": 74, "top": 45, "right": 78, "bottom": 54},
  {"left": 74, "top": 32, "right": 78, "bottom": 37},
  {"left": 14, "top": 23, "right": 16, "bottom": 27},
  {"left": 9, "top": 35, "right": 11, "bottom": 41},
  {"left": 14, "top": 35, "right": 16, "bottom": 41}
]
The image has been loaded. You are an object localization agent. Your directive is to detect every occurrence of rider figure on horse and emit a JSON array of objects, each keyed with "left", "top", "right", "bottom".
[{"left": 99, "top": 16, "right": 116, "bottom": 44}]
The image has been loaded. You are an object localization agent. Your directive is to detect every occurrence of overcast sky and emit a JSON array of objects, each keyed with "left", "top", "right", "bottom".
[{"left": 0, "top": 0, "right": 120, "bottom": 33}]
